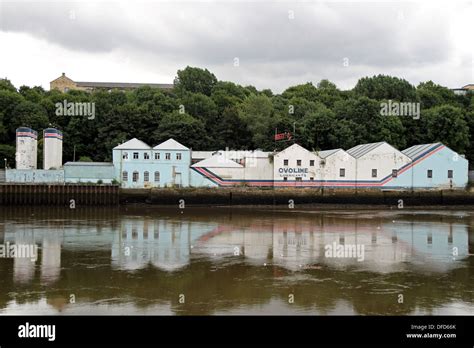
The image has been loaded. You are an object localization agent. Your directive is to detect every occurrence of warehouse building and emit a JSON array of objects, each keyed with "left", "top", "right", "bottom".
[
  {"left": 402, "top": 143, "right": 468, "bottom": 189},
  {"left": 273, "top": 144, "right": 322, "bottom": 187},
  {"left": 191, "top": 150, "right": 273, "bottom": 187},
  {"left": 316, "top": 148, "right": 357, "bottom": 187},
  {"left": 112, "top": 138, "right": 191, "bottom": 188},
  {"left": 347, "top": 142, "right": 412, "bottom": 189}
]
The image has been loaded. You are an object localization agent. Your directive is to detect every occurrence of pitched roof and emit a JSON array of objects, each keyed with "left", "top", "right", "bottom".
[
  {"left": 192, "top": 154, "right": 243, "bottom": 168},
  {"left": 276, "top": 143, "right": 312, "bottom": 156},
  {"left": 402, "top": 143, "right": 442, "bottom": 159},
  {"left": 317, "top": 148, "right": 342, "bottom": 159},
  {"left": 346, "top": 142, "right": 386, "bottom": 159},
  {"left": 113, "top": 138, "right": 151, "bottom": 150},
  {"left": 153, "top": 138, "right": 189, "bottom": 150}
]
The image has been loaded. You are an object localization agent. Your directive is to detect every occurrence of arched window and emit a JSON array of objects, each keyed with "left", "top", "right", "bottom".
[
  {"left": 154, "top": 171, "right": 160, "bottom": 182},
  {"left": 133, "top": 171, "right": 139, "bottom": 182},
  {"left": 144, "top": 171, "right": 149, "bottom": 182},
  {"left": 122, "top": 171, "right": 128, "bottom": 181}
]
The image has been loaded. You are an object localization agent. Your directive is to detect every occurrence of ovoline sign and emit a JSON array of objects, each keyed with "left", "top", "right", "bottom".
[{"left": 278, "top": 167, "right": 308, "bottom": 177}]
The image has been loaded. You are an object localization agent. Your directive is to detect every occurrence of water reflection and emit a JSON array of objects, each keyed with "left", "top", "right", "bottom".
[{"left": 0, "top": 206, "right": 473, "bottom": 315}]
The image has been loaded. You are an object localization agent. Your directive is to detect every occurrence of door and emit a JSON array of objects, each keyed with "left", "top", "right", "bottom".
[{"left": 175, "top": 173, "right": 182, "bottom": 187}]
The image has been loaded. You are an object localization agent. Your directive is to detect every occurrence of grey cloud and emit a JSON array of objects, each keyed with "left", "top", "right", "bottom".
[{"left": 0, "top": 1, "right": 468, "bottom": 92}]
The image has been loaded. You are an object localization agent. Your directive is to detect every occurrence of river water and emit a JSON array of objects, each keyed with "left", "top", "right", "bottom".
[{"left": 0, "top": 205, "right": 473, "bottom": 315}]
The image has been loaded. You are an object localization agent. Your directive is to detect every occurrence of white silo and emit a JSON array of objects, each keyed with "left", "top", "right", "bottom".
[
  {"left": 15, "top": 127, "right": 38, "bottom": 169},
  {"left": 43, "top": 128, "right": 63, "bottom": 170}
]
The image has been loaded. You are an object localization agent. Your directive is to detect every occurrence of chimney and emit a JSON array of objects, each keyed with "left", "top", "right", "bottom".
[{"left": 62, "top": 72, "right": 65, "bottom": 77}]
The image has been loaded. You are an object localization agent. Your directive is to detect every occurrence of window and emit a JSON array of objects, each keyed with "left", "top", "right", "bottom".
[
  {"left": 133, "top": 152, "right": 139, "bottom": 159},
  {"left": 176, "top": 153, "right": 182, "bottom": 160},
  {"left": 144, "top": 153, "right": 150, "bottom": 160},
  {"left": 427, "top": 170, "right": 433, "bottom": 178},
  {"left": 340, "top": 168, "right": 345, "bottom": 177},
  {"left": 296, "top": 177, "right": 302, "bottom": 182},
  {"left": 155, "top": 152, "right": 160, "bottom": 160},
  {"left": 122, "top": 152, "right": 128, "bottom": 160},
  {"left": 133, "top": 171, "right": 139, "bottom": 182},
  {"left": 283, "top": 159, "right": 289, "bottom": 166},
  {"left": 122, "top": 171, "right": 128, "bottom": 181},
  {"left": 297, "top": 160, "right": 302, "bottom": 166},
  {"left": 144, "top": 171, "right": 149, "bottom": 182},
  {"left": 448, "top": 170, "right": 453, "bottom": 179},
  {"left": 310, "top": 160, "right": 315, "bottom": 166},
  {"left": 165, "top": 153, "right": 171, "bottom": 160},
  {"left": 392, "top": 169, "right": 398, "bottom": 178},
  {"left": 372, "top": 169, "right": 377, "bottom": 178},
  {"left": 310, "top": 177, "right": 314, "bottom": 181},
  {"left": 154, "top": 171, "right": 160, "bottom": 182},
  {"left": 283, "top": 177, "right": 288, "bottom": 181}
]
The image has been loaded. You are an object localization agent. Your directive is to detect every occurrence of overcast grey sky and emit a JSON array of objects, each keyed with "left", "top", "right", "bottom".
[{"left": 0, "top": 0, "right": 472, "bottom": 93}]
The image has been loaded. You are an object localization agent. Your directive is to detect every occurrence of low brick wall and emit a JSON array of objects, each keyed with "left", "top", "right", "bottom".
[{"left": 120, "top": 187, "right": 474, "bottom": 206}]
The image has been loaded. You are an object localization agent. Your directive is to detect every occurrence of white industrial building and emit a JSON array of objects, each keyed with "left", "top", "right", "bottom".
[
  {"left": 15, "top": 127, "right": 38, "bottom": 169},
  {"left": 347, "top": 142, "right": 412, "bottom": 188},
  {"left": 190, "top": 150, "right": 273, "bottom": 187},
  {"left": 43, "top": 128, "right": 63, "bottom": 170},
  {"left": 6, "top": 126, "right": 470, "bottom": 189},
  {"left": 316, "top": 148, "right": 357, "bottom": 187},
  {"left": 273, "top": 144, "right": 322, "bottom": 187}
]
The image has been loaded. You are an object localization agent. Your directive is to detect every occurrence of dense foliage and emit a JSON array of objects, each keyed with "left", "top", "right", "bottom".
[{"left": 0, "top": 68, "right": 472, "bottom": 168}]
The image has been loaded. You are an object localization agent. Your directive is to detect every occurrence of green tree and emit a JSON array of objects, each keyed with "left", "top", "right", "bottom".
[
  {"left": 154, "top": 111, "right": 209, "bottom": 149},
  {"left": 239, "top": 94, "right": 275, "bottom": 150},
  {"left": 0, "top": 79, "right": 16, "bottom": 93},
  {"left": 354, "top": 75, "right": 416, "bottom": 101},
  {"left": 79, "top": 156, "right": 93, "bottom": 162},
  {"left": 10, "top": 101, "right": 49, "bottom": 134},
  {"left": 424, "top": 105, "right": 470, "bottom": 153},
  {"left": 0, "top": 144, "right": 15, "bottom": 168},
  {"left": 174, "top": 66, "right": 217, "bottom": 96}
]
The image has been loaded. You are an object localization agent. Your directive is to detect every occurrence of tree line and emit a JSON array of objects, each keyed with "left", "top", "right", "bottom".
[{"left": 0, "top": 67, "right": 472, "bottom": 168}]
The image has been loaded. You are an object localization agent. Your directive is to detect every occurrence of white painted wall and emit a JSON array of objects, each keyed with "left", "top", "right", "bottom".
[
  {"left": 274, "top": 144, "right": 322, "bottom": 185},
  {"left": 319, "top": 150, "right": 357, "bottom": 183},
  {"left": 16, "top": 136, "right": 37, "bottom": 170},
  {"left": 355, "top": 143, "right": 411, "bottom": 182}
]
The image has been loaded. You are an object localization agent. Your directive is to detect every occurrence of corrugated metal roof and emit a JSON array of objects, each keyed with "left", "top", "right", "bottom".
[
  {"left": 346, "top": 142, "right": 386, "bottom": 159},
  {"left": 76, "top": 81, "right": 174, "bottom": 89},
  {"left": 317, "top": 149, "right": 342, "bottom": 159},
  {"left": 402, "top": 143, "right": 441, "bottom": 159},
  {"left": 113, "top": 138, "right": 151, "bottom": 150}
]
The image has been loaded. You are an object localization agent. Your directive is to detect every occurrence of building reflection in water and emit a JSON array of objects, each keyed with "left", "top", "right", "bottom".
[{"left": 2, "top": 211, "right": 472, "bottom": 285}]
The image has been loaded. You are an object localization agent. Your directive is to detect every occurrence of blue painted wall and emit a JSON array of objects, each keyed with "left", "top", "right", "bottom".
[
  {"left": 410, "top": 145, "right": 468, "bottom": 189},
  {"left": 113, "top": 149, "right": 191, "bottom": 188},
  {"left": 64, "top": 163, "right": 115, "bottom": 183}
]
